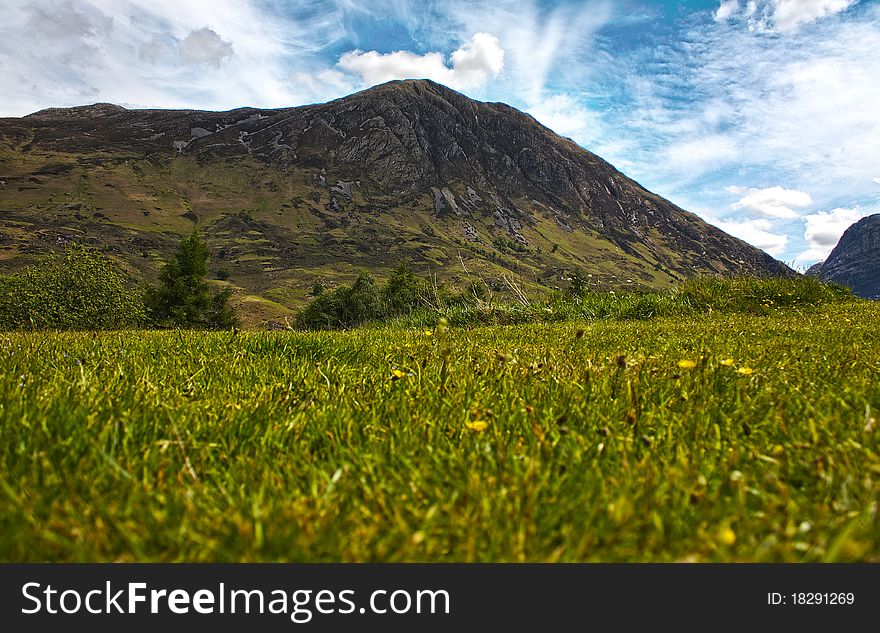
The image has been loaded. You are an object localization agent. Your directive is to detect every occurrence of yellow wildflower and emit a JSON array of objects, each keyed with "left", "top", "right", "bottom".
[
  {"left": 737, "top": 367, "right": 754, "bottom": 376},
  {"left": 423, "top": 329, "right": 433, "bottom": 336},
  {"left": 718, "top": 526, "right": 736, "bottom": 546},
  {"left": 466, "top": 421, "right": 489, "bottom": 432},
  {"left": 678, "top": 359, "right": 697, "bottom": 370},
  {"left": 391, "top": 369, "right": 407, "bottom": 380},
  {"left": 720, "top": 358, "right": 734, "bottom": 366}
]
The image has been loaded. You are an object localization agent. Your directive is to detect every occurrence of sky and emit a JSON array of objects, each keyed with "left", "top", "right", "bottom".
[{"left": 1, "top": 0, "right": 878, "bottom": 267}]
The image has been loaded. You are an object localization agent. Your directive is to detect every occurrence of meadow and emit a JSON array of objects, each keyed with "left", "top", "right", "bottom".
[{"left": 1, "top": 299, "right": 879, "bottom": 561}]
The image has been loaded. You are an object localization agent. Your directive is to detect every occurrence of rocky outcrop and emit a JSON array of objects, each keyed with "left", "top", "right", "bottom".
[{"left": 807, "top": 214, "right": 880, "bottom": 299}]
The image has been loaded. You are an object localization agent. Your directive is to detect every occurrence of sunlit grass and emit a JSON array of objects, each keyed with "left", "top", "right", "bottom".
[{"left": 1, "top": 301, "right": 878, "bottom": 561}]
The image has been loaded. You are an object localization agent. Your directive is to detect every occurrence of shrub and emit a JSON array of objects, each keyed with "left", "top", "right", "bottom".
[
  {"left": 146, "top": 232, "right": 237, "bottom": 329},
  {"left": 296, "top": 274, "right": 381, "bottom": 329},
  {"left": 298, "top": 266, "right": 433, "bottom": 330},
  {"left": 0, "top": 244, "right": 145, "bottom": 330},
  {"left": 381, "top": 263, "right": 428, "bottom": 315}
]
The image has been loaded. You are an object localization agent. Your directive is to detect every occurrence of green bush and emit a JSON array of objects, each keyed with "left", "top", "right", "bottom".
[
  {"left": 381, "top": 263, "right": 428, "bottom": 316},
  {"left": 298, "top": 266, "right": 434, "bottom": 330},
  {"left": 296, "top": 273, "right": 381, "bottom": 329},
  {"left": 0, "top": 245, "right": 145, "bottom": 330},
  {"left": 146, "top": 232, "right": 237, "bottom": 329}
]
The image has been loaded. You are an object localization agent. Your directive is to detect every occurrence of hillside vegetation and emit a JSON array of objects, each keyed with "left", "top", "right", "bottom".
[
  {"left": 300, "top": 274, "right": 853, "bottom": 329},
  {"left": 0, "top": 243, "right": 851, "bottom": 333}
]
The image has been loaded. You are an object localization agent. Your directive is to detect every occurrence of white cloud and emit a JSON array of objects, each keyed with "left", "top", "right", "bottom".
[
  {"left": 715, "top": 218, "right": 788, "bottom": 255},
  {"left": 729, "top": 186, "right": 813, "bottom": 219},
  {"left": 798, "top": 207, "right": 870, "bottom": 262},
  {"left": 180, "top": 27, "right": 233, "bottom": 69},
  {"left": 715, "top": 0, "right": 740, "bottom": 21},
  {"left": 0, "top": 0, "right": 350, "bottom": 115},
  {"left": 713, "top": 0, "right": 859, "bottom": 32},
  {"left": 873, "top": 177, "right": 880, "bottom": 185},
  {"left": 337, "top": 32, "right": 504, "bottom": 91},
  {"left": 769, "top": 0, "right": 859, "bottom": 32}
]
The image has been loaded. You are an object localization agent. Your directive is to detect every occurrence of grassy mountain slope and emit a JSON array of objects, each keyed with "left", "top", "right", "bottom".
[{"left": 0, "top": 80, "right": 792, "bottom": 325}]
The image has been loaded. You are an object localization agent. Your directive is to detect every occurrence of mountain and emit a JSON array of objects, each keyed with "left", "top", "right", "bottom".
[
  {"left": 806, "top": 214, "right": 880, "bottom": 299},
  {"left": 0, "top": 79, "right": 791, "bottom": 324}
]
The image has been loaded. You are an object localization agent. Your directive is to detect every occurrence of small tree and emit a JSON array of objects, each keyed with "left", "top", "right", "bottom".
[
  {"left": 0, "top": 244, "right": 144, "bottom": 330},
  {"left": 381, "top": 262, "right": 426, "bottom": 315},
  {"left": 146, "top": 232, "right": 237, "bottom": 329}
]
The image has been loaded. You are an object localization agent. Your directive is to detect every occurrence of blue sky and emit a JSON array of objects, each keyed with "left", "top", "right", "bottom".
[{"left": 2, "top": 0, "right": 879, "bottom": 266}]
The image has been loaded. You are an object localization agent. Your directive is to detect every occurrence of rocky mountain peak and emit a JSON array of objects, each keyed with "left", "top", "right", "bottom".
[
  {"left": 807, "top": 214, "right": 880, "bottom": 299},
  {"left": 25, "top": 103, "right": 129, "bottom": 120}
]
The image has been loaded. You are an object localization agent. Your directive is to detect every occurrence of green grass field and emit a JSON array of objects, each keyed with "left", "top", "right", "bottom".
[{"left": 1, "top": 301, "right": 879, "bottom": 562}]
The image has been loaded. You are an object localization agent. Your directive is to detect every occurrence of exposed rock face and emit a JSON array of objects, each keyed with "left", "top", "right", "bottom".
[
  {"left": 806, "top": 214, "right": 880, "bottom": 299},
  {"left": 0, "top": 79, "right": 792, "bottom": 314}
]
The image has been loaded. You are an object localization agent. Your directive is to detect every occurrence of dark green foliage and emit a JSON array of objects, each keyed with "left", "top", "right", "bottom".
[
  {"left": 0, "top": 244, "right": 144, "bottom": 330},
  {"left": 298, "top": 266, "right": 435, "bottom": 329},
  {"left": 493, "top": 236, "right": 528, "bottom": 253},
  {"left": 215, "top": 267, "right": 230, "bottom": 281},
  {"left": 566, "top": 276, "right": 856, "bottom": 322},
  {"left": 381, "top": 263, "right": 428, "bottom": 315},
  {"left": 296, "top": 273, "right": 381, "bottom": 329},
  {"left": 146, "top": 232, "right": 237, "bottom": 329},
  {"left": 462, "top": 281, "right": 489, "bottom": 304}
]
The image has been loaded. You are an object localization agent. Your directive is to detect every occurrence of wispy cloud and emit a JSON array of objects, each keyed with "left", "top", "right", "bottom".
[
  {"left": 714, "top": 0, "right": 741, "bottom": 22},
  {"left": 601, "top": 1, "right": 880, "bottom": 189},
  {"left": 0, "top": 0, "right": 350, "bottom": 114},
  {"left": 586, "top": 0, "right": 880, "bottom": 264},
  {"left": 715, "top": 0, "right": 860, "bottom": 32}
]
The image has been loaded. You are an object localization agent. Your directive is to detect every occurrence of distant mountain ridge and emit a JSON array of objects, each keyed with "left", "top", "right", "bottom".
[
  {"left": 0, "top": 79, "right": 792, "bottom": 324},
  {"left": 806, "top": 214, "right": 880, "bottom": 299}
]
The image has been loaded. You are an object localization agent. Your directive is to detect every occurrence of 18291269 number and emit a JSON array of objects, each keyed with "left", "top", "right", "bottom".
[
  {"left": 789, "top": 593, "right": 854, "bottom": 605},
  {"left": 768, "top": 592, "right": 855, "bottom": 606}
]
